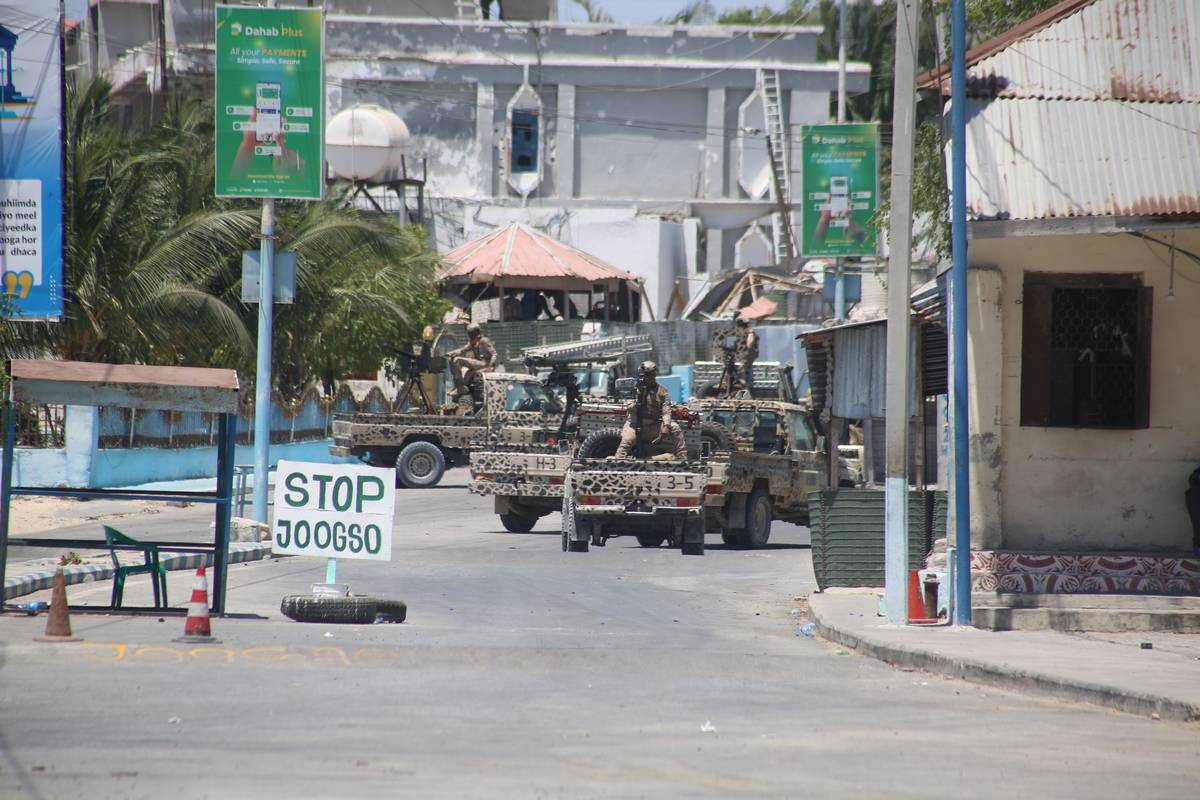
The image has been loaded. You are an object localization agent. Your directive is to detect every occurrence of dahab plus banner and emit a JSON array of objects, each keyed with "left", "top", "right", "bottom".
[{"left": 0, "top": 2, "right": 64, "bottom": 319}]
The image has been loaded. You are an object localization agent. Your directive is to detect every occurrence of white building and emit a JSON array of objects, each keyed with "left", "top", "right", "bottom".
[{"left": 76, "top": 1, "right": 869, "bottom": 320}]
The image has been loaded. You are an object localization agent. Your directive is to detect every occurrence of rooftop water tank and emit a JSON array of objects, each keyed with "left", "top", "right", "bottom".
[{"left": 326, "top": 104, "right": 411, "bottom": 182}]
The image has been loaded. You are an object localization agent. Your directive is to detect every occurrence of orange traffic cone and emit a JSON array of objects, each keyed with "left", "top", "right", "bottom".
[
  {"left": 908, "top": 570, "right": 939, "bottom": 625},
  {"left": 34, "top": 567, "right": 81, "bottom": 643},
  {"left": 174, "top": 566, "right": 220, "bottom": 643}
]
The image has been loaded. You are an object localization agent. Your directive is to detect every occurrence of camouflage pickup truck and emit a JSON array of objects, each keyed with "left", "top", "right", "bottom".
[
  {"left": 330, "top": 372, "right": 561, "bottom": 488},
  {"left": 562, "top": 398, "right": 846, "bottom": 555},
  {"left": 468, "top": 396, "right": 726, "bottom": 532}
]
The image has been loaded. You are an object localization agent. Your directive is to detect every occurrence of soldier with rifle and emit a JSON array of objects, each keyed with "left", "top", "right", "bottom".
[
  {"left": 615, "top": 361, "right": 686, "bottom": 459},
  {"left": 447, "top": 323, "right": 497, "bottom": 401}
]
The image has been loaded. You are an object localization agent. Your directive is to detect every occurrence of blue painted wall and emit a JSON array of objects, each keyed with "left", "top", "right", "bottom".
[{"left": 92, "top": 439, "right": 355, "bottom": 488}]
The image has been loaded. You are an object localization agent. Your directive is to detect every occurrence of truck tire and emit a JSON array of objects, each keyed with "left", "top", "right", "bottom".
[
  {"left": 698, "top": 379, "right": 722, "bottom": 398},
  {"left": 681, "top": 517, "right": 705, "bottom": 555},
  {"left": 373, "top": 599, "right": 408, "bottom": 623},
  {"left": 396, "top": 441, "right": 446, "bottom": 488},
  {"left": 636, "top": 534, "right": 665, "bottom": 548},
  {"left": 500, "top": 512, "right": 538, "bottom": 533},
  {"left": 699, "top": 421, "right": 737, "bottom": 454},
  {"left": 561, "top": 489, "right": 588, "bottom": 552},
  {"left": 744, "top": 486, "right": 773, "bottom": 548},
  {"left": 281, "top": 595, "right": 377, "bottom": 624},
  {"left": 577, "top": 428, "right": 622, "bottom": 459}
]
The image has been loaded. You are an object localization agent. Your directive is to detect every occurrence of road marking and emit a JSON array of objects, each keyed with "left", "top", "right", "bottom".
[{"left": 71, "top": 641, "right": 404, "bottom": 667}]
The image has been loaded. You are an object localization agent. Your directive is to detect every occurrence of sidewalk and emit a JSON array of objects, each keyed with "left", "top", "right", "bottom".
[
  {"left": 809, "top": 589, "right": 1200, "bottom": 723},
  {"left": 3, "top": 474, "right": 277, "bottom": 602}
]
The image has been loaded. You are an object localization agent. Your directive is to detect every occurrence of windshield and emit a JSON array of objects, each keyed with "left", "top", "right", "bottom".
[
  {"left": 707, "top": 410, "right": 756, "bottom": 436},
  {"left": 538, "top": 367, "right": 610, "bottom": 398},
  {"left": 504, "top": 381, "right": 562, "bottom": 413}
]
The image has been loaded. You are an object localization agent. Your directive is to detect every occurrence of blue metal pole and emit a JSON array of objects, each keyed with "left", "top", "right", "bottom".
[
  {"left": 251, "top": 198, "right": 275, "bottom": 523},
  {"left": 950, "top": 0, "right": 972, "bottom": 625},
  {"left": 833, "top": 263, "right": 846, "bottom": 320},
  {"left": 0, "top": 399, "right": 16, "bottom": 594}
]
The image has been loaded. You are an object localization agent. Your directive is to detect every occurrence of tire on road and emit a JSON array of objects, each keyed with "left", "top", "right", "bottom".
[
  {"left": 744, "top": 486, "right": 773, "bottom": 549},
  {"left": 373, "top": 598, "right": 407, "bottom": 623},
  {"left": 720, "top": 529, "right": 748, "bottom": 547},
  {"left": 577, "top": 428, "right": 622, "bottom": 460},
  {"left": 500, "top": 512, "right": 538, "bottom": 533},
  {"left": 281, "top": 595, "right": 378, "bottom": 624},
  {"left": 635, "top": 534, "right": 666, "bottom": 548},
  {"left": 396, "top": 440, "right": 446, "bottom": 488}
]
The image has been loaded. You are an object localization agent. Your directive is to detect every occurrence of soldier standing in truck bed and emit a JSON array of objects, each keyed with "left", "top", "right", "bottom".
[
  {"left": 734, "top": 315, "right": 758, "bottom": 392},
  {"left": 615, "top": 361, "right": 686, "bottom": 459},
  {"left": 447, "top": 323, "right": 497, "bottom": 399}
]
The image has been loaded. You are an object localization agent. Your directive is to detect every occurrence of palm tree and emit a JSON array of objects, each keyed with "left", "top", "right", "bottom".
[{"left": 1, "top": 78, "right": 257, "bottom": 366}]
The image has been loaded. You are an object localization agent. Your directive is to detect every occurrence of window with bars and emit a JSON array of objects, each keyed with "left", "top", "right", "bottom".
[
  {"left": 1020, "top": 272, "right": 1152, "bottom": 429},
  {"left": 510, "top": 110, "right": 539, "bottom": 174}
]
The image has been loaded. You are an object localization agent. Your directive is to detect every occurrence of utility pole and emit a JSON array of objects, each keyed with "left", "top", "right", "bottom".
[
  {"left": 832, "top": 0, "right": 848, "bottom": 320},
  {"left": 251, "top": 0, "right": 278, "bottom": 525},
  {"left": 883, "top": 0, "right": 921, "bottom": 624},
  {"left": 950, "top": 0, "right": 972, "bottom": 625}
]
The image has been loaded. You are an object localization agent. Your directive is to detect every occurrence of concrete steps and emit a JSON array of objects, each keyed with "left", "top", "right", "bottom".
[{"left": 973, "top": 593, "right": 1200, "bottom": 632}]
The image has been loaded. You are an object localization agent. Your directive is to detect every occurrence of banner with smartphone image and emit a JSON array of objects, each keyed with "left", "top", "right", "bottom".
[
  {"left": 214, "top": 5, "right": 324, "bottom": 199},
  {"left": 799, "top": 123, "right": 878, "bottom": 258}
]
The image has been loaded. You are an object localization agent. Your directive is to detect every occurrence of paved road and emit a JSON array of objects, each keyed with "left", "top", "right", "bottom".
[{"left": 2, "top": 468, "right": 1197, "bottom": 798}]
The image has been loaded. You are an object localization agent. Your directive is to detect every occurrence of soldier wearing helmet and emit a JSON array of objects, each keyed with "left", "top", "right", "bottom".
[
  {"left": 447, "top": 323, "right": 497, "bottom": 400},
  {"left": 734, "top": 314, "right": 758, "bottom": 393},
  {"left": 615, "top": 361, "right": 686, "bottom": 459}
]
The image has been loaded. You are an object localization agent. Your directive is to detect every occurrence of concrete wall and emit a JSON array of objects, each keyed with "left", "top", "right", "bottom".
[{"left": 968, "top": 227, "right": 1200, "bottom": 552}]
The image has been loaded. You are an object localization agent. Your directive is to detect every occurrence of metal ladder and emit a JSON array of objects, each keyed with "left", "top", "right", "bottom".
[{"left": 759, "top": 69, "right": 796, "bottom": 265}]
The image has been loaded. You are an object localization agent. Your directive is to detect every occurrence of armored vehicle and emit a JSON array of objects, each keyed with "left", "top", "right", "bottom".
[
  {"left": 330, "top": 372, "right": 560, "bottom": 488},
  {"left": 562, "top": 398, "right": 853, "bottom": 555}
]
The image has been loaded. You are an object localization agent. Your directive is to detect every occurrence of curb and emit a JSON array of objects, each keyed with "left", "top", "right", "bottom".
[
  {"left": 809, "top": 596, "right": 1200, "bottom": 724},
  {"left": 4, "top": 542, "right": 274, "bottom": 602}
]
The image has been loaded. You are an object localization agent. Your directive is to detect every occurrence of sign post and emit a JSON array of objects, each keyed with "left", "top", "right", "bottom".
[
  {"left": 272, "top": 461, "right": 396, "bottom": 588},
  {"left": 0, "top": 2, "right": 64, "bottom": 320},
  {"left": 215, "top": 4, "right": 324, "bottom": 524},
  {"left": 799, "top": 123, "right": 879, "bottom": 259}
]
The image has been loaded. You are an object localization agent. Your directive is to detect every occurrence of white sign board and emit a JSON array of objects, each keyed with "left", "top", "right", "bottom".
[{"left": 272, "top": 460, "right": 395, "bottom": 560}]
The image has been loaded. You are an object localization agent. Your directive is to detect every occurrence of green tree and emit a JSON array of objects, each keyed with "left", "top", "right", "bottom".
[{"left": 1, "top": 77, "right": 445, "bottom": 400}]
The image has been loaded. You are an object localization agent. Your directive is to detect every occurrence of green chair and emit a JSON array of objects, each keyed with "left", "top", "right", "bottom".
[{"left": 104, "top": 526, "right": 168, "bottom": 609}]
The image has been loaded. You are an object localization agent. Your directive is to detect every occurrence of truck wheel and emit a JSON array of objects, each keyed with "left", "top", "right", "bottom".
[
  {"left": 500, "top": 512, "right": 538, "bottom": 533},
  {"left": 699, "top": 421, "right": 737, "bottom": 454},
  {"left": 698, "top": 379, "right": 722, "bottom": 398},
  {"left": 396, "top": 441, "right": 446, "bottom": 488},
  {"left": 561, "top": 490, "right": 588, "bottom": 552},
  {"left": 681, "top": 517, "right": 705, "bottom": 555},
  {"left": 636, "top": 534, "right": 665, "bottom": 548},
  {"left": 744, "top": 487, "right": 773, "bottom": 548},
  {"left": 281, "top": 595, "right": 378, "bottom": 624},
  {"left": 577, "top": 428, "right": 622, "bottom": 459}
]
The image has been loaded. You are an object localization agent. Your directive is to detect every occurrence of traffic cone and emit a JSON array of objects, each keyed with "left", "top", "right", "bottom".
[
  {"left": 174, "top": 566, "right": 220, "bottom": 643},
  {"left": 34, "top": 567, "right": 81, "bottom": 643},
  {"left": 908, "top": 570, "right": 939, "bottom": 625}
]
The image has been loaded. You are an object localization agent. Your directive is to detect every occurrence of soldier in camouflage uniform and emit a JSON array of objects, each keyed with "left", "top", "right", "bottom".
[
  {"left": 447, "top": 323, "right": 498, "bottom": 399},
  {"left": 615, "top": 361, "right": 687, "bottom": 459},
  {"left": 734, "top": 315, "right": 758, "bottom": 393}
]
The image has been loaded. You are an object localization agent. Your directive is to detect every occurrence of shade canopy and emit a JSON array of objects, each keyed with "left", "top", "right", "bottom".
[{"left": 439, "top": 223, "right": 640, "bottom": 292}]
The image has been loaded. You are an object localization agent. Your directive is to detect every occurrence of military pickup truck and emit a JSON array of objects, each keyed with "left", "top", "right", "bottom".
[
  {"left": 469, "top": 395, "right": 730, "bottom": 532},
  {"left": 562, "top": 398, "right": 848, "bottom": 555},
  {"left": 330, "top": 372, "right": 561, "bottom": 488}
]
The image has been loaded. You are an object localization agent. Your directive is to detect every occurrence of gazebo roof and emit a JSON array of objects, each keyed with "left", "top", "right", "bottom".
[{"left": 439, "top": 223, "right": 640, "bottom": 289}]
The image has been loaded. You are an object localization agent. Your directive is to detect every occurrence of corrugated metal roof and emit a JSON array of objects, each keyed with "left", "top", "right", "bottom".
[
  {"left": 919, "top": 0, "right": 1200, "bottom": 102},
  {"left": 964, "top": 96, "right": 1200, "bottom": 219},
  {"left": 965, "top": 0, "right": 1200, "bottom": 101},
  {"left": 439, "top": 223, "right": 638, "bottom": 285}
]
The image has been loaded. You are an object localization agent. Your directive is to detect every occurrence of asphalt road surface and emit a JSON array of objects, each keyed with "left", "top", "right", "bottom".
[{"left": 2, "top": 468, "right": 1197, "bottom": 798}]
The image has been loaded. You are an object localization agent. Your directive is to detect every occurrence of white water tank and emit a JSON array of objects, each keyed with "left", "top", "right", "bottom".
[{"left": 326, "top": 104, "right": 411, "bottom": 182}]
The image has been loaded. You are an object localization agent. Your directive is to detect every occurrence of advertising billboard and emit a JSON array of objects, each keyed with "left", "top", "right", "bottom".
[
  {"left": 0, "top": 3, "right": 64, "bottom": 319},
  {"left": 214, "top": 5, "right": 324, "bottom": 200},
  {"left": 800, "top": 123, "right": 879, "bottom": 258}
]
